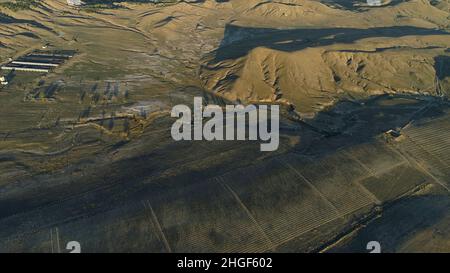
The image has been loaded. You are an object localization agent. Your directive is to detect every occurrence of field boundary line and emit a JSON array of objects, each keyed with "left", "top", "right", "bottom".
[
  {"left": 341, "top": 150, "right": 376, "bottom": 176},
  {"left": 142, "top": 200, "right": 172, "bottom": 253},
  {"left": 400, "top": 136, "right": 450, "bottom": 192},
  {"left": 277, "top": 158, "right": 342, "bottom": 218},
  {"left": 217, "top": 177, "right": 275, "bottom": 252}
]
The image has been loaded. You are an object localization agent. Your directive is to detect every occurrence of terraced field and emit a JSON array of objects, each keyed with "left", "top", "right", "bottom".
[{"left": 397, "top": 115, "right": 450, "bottom": 190}]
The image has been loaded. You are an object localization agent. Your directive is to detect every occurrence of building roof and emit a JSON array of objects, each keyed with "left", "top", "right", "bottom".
[
  {"left": 367, "top": 0, "right": 383, "bottom": 6},
  {"left": 67, "top": 0, "right": 84, "bottom": 6}
]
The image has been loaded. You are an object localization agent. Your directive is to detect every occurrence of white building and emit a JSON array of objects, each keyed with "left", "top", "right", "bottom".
[
  {"left": 67, "top": 0, "right": 84, "bottom": 6},
  {"left": 0, "top": 76, "right": 8, "bottom": 85},
  {"left": 367, "top": 0, "right": 383, "bottom": 6},
  {"left": 1, "top": 66, "right": 50, "bottom": 73},
  {"left": 11, "top": 61, "right": 59, "bottom": 67}
]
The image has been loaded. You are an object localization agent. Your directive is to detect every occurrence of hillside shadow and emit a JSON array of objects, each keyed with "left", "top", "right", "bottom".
[
  {"left": 0, "top": 93, "right": 448, "bottom": 222},
  {"left": 434, "top": 55, "right": 450, "bottom": 80},
  {"left": 291, "top": 94, "right": 449, "bottom": 156},
  {"left": 0, "top": 12, "right": 53, "bottom": 32},
  {"left": 0, "top": 90, "right": 448, "bottom": 253},
  {"left": 214, "top": 25, "right": 449, "bottom": 62},
  {"left": 327, "top": 193, "right": 449, "bottom": 253}
]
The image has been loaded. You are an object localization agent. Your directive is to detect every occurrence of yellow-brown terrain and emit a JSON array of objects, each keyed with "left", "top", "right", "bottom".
[{"left": 0, "top": 0, "right": 449, "bottom": 253}]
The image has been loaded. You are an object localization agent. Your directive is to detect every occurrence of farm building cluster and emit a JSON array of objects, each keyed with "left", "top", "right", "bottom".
[{"left": 1, "top": 50, "right": 76, "bottom": 73}]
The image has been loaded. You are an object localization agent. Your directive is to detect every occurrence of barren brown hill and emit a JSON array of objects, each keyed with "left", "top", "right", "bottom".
[
  {"left": 0, "top": 0, "right": 449, "bottom": 253},
  {"left": 199, "top": 0, "right": 450, "bottom": 115}
]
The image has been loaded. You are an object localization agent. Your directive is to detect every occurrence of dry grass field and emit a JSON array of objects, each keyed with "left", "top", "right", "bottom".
[{"left": 0, "top": 0, "right": 448, "bottom": 252}]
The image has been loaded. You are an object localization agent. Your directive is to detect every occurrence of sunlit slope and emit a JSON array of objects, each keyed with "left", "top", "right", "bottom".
[
  {"left": 201, "top": 34, "right": 449, "bottom": 114},
  {"left": 199, "top": 0, "right": 450, "bottom": 115}
]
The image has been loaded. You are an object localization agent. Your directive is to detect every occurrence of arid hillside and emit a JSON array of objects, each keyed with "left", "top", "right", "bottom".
[
  {"left": 198, "top": 0, "right": 450, "bottom": 115},
  {"left": 0, "top": 0, "right": 449, "bottom": 253}
]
